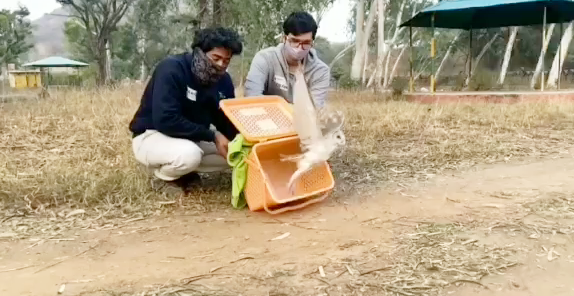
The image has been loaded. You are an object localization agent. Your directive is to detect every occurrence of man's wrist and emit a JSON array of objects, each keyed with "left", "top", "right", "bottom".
[{"left": 207, "top": 130, "right": 217, "bottom": 142}]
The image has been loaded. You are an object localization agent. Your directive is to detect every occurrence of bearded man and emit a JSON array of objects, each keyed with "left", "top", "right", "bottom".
[{"left": 129, "top": 27, "right": 243, "bottom": 190}]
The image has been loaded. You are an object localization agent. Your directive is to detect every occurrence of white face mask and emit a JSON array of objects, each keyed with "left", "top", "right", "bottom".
[{"left": 284, "top": 42, "right": 310, "bottom": 63}]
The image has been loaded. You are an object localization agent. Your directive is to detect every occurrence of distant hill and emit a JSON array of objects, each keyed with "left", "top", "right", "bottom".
[{"left": 28, "top": 7, "right": 71, "bottom": 61}]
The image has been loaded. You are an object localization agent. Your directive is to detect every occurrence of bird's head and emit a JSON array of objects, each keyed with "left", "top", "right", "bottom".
[
  {"left": 318, "top": 109, "right": 345, "bottom": 135},
  {"left": 329, "top": 129, "right": 346, "bottom": 147}
]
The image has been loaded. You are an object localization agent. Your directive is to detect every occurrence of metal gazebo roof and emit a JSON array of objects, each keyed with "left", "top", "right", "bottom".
[
  {"left": 22, "top": 56, "right": 89, "bottom": 68},
  {"left": 400, "top": 0, "right": 574, "bottom": 29}
]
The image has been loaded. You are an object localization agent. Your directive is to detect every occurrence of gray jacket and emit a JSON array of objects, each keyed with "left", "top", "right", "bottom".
[{"left": 244, "top": 43, "right": 330, "bottom": 109}]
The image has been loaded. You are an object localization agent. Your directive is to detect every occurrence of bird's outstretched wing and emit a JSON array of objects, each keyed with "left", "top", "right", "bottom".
[{"left": 292, "top": 69, "right": 321, "bottom": 150}]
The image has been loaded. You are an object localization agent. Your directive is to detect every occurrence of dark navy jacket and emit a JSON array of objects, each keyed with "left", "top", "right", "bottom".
[{"left": 129, "top": 52, "right": 238, "bottom": 142}]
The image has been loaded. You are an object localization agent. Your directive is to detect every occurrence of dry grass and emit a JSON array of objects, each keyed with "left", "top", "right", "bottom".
[
  {"left": 1, "top": 86, "right": 156, "bottom": 214},
  {"left": 80, "top": 286, "right": 232, "bottom": 296},
  {"left": 3, "top": 86, "right": 574, "bottom": 218},
  {"left": 523, "top": 192, "right": 574, "bottom": 218},
  {"left": 347, "top": 223, "right": 521, "bottom": 295},
  {"left": 330, "top": 91, "right": 574, "bottom": 189}
]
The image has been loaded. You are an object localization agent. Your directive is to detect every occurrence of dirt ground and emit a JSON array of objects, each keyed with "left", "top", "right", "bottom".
[{"left": 3, "top": 154, "right": 574, "bottom": 296}]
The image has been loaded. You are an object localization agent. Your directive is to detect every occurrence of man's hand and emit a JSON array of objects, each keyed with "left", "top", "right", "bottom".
[{"left": 214, "top": 131, "right": 230, "bottom": 158}]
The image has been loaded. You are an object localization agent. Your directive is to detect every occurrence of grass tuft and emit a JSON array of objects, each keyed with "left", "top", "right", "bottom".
[{"left": 3, "top": 86, "right": 574, "bottom": 214}]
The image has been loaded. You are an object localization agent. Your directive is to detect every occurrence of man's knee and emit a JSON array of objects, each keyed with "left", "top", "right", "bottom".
[{"left": 170, "top": 144, "right": 204, "bottom": 173}]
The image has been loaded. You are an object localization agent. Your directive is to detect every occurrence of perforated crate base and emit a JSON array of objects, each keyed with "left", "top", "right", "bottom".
[{"left": 244, "top": 136, "right": 334, "bottom": 213}]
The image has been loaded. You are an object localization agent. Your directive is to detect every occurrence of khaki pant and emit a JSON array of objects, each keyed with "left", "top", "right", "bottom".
[{"left": 132, "top": 130, "right": 230, "bottom": 181}]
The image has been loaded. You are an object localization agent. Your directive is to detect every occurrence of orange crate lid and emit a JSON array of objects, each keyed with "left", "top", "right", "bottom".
[{"left": 219, "top": 95, "right": 297, "bottom": 143}]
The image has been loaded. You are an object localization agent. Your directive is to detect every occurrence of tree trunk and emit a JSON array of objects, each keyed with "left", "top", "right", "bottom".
[
  {"left": 531, "top": 23, "right": 555, "bottom": 89},
  {"left": 465, "top": 33, "right": 499, "bottom": 86},
  {"left": 383, "top": 49, "right": 392, "bottom": 87},
  {"left": 381, "top": 0, "right": 406, "bottom": 88},
  {"left": 375, "top": 0, "right": 387, "bottom": 89},
  {"left": 351, "top": 0, "right": 377, "bottom": 81},
  {"left": 351, "top": 0, "right": 365, "bottom": 81},
  {"left": 354, "top": 0, "right": 365, "bottom": 57},
  {"left": 105, "top": 39, "right": 112, "bottom": 84},
  {"left": 96, "top": 55, "right": 106, "bottom": 86},
  {"left": 138, "top": 37, "right": 146, "bottom": 82},
  {"left": 212, "top": 0, "right": 223, "bottom": 25},
  {"left": 198, "top": 0, "right": 209, "bottom": 28},
  {"left": 366, "top": 63, "right": 377, "bottom": 88},
  {"left": 94, "top": 39, "right": 109, "bottom": 86},
  {"left": 498, "top": 26, "right": 519, "bottom": 85},
  {"left": 547, "top": 22, "right": 573, "bottom": 88},
  {"left": 362, "top": 50, "right": 370, "bottom": 85},
  {"left": 435, "top": 32, "right": 461, "bottom": 82}
]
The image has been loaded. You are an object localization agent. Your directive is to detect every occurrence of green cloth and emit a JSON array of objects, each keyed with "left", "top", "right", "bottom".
[{"left": 227, "top": 134, "right": 254, "bottom": 209}]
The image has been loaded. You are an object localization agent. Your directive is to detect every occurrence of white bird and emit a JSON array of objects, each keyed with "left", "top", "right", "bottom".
[{"left": 281, "top": 67, "right": 346, "bottom": 195}]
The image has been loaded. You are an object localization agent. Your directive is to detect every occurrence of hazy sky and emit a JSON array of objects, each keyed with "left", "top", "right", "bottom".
[
  {"left": 2, "top": 0, "right": 61, "bottom": 20},
  {"left": 1, "top": 0, "right": 353, "bottom": 43}
]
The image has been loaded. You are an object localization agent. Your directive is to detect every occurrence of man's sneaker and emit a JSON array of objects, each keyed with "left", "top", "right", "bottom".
[
  {"left": 173, "top": 172, "right": 202, "bottom": 192},
  {"left": 150, "top": 177, "right": 185, "bottom": 196},
  {"left": 150, "top": 172, "right": 202, "bottom": 195}
]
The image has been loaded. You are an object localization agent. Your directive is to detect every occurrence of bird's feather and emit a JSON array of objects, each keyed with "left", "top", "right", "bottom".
[
  {"left": 284, "top": 67, "right": 346, "bottom": 195},
  {"left": 292, "top": 69, "right": 321, "bottom": 150}
]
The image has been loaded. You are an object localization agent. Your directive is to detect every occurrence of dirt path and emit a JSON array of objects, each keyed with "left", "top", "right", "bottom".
[{"left": 3, "top": 155, "right": 574, "bottom": 295}]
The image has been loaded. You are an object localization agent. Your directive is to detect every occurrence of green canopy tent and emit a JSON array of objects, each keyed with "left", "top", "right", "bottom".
[
  {"left": 22, "top": 56, "right": 89, "bottom": 88},
  {"left": 399, "top": 0, "right": 574, "bottom": 92}
]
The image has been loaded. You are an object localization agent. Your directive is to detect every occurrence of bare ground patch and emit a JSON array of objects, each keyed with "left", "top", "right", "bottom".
[{"left": 4, "top": 88, "right": 574, "bottom": 295}]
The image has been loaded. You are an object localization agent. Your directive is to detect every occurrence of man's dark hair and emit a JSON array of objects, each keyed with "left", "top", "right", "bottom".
[
  {"left": 191, "top": 27, "right": 243, "bottom": 55},
  {"left": 282, "top": 11, "right": 318, "bottom": 39}
]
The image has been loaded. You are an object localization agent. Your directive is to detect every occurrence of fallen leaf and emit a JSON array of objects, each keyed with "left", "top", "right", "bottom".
[
  {"left": 461, "top": 238, "right": 478, "bottom": 245},
  {"left": 484, "top": 204, "right": 504, "bottom": 208},
  {"left": 345, "top": 264, "right": 355, "bottom": 276},
  {"left": 0, "top": 233, "right": 17, "bottom": 239},
  {"left": 66, "top": 209, "right": 85, "bottom": 218},
  {"left": 319, "top": 266, "right": 326, "bottom": 277},
  {"left": 548, "top": 247, "right": 556, "bottom": 262},
  {"left": 270, "top": 232, "right": 290, "bottom": 241}
]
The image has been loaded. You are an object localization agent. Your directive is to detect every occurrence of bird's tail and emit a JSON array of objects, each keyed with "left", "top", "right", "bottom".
[
  {"left": 286, "top": 163, "right": 317, "bottom": 196},
  {"left": 286, "top": 168, "right": 305, "bottom": 196}
]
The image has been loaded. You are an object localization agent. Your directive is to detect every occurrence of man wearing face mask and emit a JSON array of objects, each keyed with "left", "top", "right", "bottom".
[
  {"left": 244, "top": 11, "right": 330, "bottom": 109},
  {"left": 129, "top": 27, "right": 242, "bottom": 192}
]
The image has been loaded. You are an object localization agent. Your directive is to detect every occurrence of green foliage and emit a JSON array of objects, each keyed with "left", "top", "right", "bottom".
[
  {"left": 44, "top": 72, "right": 83, "bottom": 86},
  {"left": 112, "top": 0, "right": 192, "bottom": 80},
  {"left": 102, "top": 0, "right": 337, "bottom": 84},
  {"left": 63, "top": 19, "right": 93, "bottom": 62},
  {"left": 221, "top": 0, "right": 336, "bottom": 51},
  {"left": 336, "top": 74, "right": 363, "bottom": 90},
  {"left": 59, "top": 0, "right": 133, "bottom": 85},
  {"left": 0, "top": 6, "right": 33, "bottom": 66},
  {"left": 50, "top": 0, "right": 574, "bottom": 92}
]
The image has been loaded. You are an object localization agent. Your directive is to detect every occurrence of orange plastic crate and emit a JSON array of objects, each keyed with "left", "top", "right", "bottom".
[
  {"left": 244, "top": 136, "right": 334, "bottom": 214},
  {"left": 219, "top": 96, "right": 334, "bottom": 214},
  {"left": 219, "top": 96, "right": 296, "bottom": 143}
]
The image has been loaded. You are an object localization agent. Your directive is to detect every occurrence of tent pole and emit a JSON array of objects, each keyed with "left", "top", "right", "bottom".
[
  {"left": 409, "top": 26, "right": 414, "bottom": 93},
  {"left": 430, "top": 12, "right": 436, "bottom": 93},
  {"left": 541, "top": 6, "right": 547, "bottom": 92}
]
